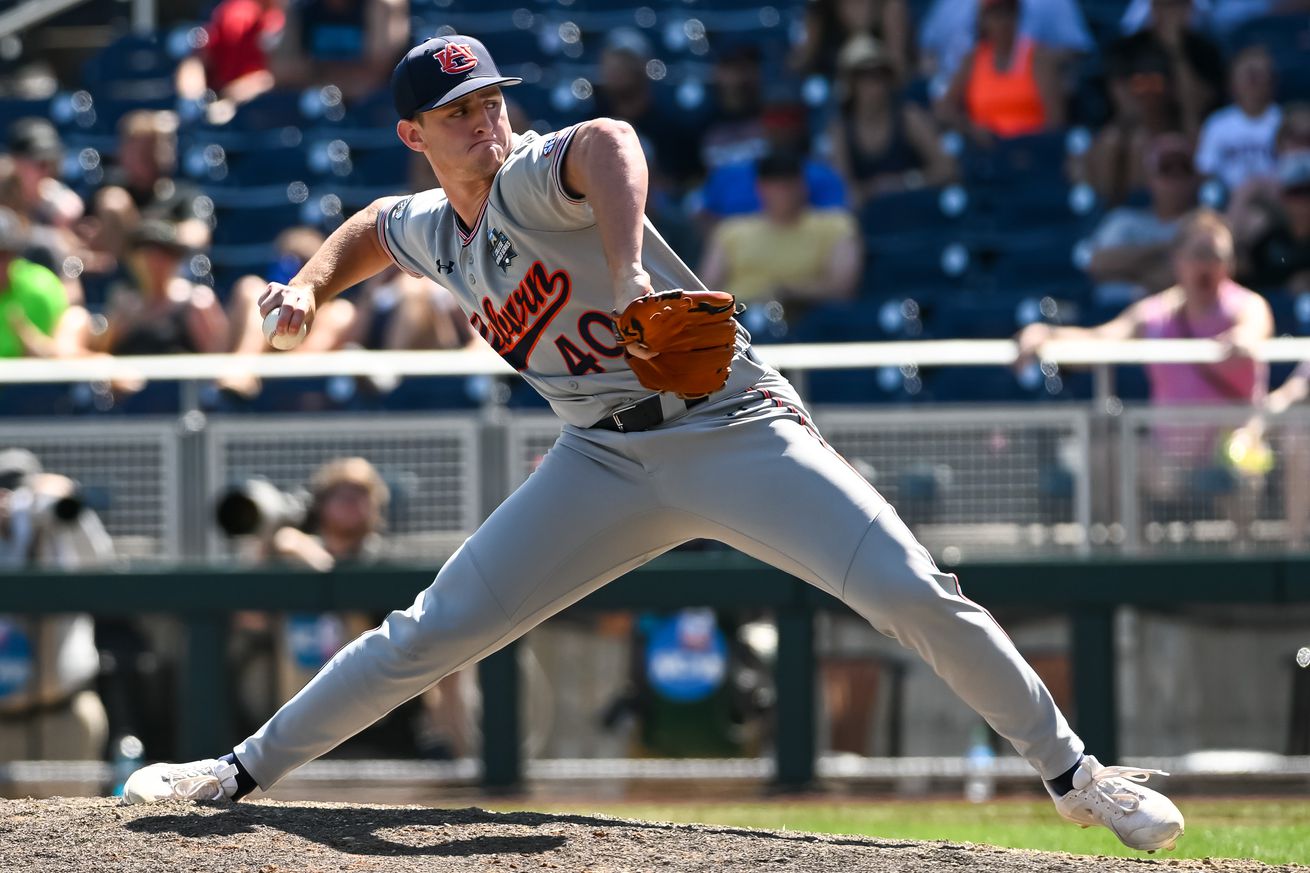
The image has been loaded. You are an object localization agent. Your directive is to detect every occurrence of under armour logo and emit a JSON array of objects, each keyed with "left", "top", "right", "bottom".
[
  {"left": 436, "top": 260, "right": 454, "bottom": 274},
  {"left": 433, "top": 44, "right": 478, "bottom": 74}
]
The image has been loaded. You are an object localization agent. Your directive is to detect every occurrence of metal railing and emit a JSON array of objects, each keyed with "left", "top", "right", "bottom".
[{"left": 4, "top": 338, "right": 1310, "bottom": 561}]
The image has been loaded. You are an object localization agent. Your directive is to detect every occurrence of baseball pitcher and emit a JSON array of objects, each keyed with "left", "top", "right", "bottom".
[{"left": 125, "top": 34, "right": 1184, "bottom": 853}]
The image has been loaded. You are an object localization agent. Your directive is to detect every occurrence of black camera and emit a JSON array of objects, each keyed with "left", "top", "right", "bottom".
[
  {"left": 214, "top": 479, "right": 309, "bottom": 539},
  {"left": 0, "top": 447, "right": 86, "bottom": 524}
]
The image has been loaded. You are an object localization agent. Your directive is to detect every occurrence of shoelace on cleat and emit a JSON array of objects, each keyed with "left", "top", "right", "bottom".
[
  {"left": 166, "top": 764, "right": 224, "bottom": 801},
  {"left": 1083, "top": 765, "right": 1169, "bottom": 813}
]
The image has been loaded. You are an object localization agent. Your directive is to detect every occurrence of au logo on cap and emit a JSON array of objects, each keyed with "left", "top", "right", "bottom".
[{"left": 433, "top": 43, "right": 479, "bottom": 74}]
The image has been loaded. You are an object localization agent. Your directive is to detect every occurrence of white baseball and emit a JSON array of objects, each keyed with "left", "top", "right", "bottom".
[{"left": 262, "top": 307, "right": 308, "bottom": 350}]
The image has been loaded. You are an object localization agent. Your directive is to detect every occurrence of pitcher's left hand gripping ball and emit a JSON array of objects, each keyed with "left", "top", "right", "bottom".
[{"left": 613, "top": 289, "right": 743, "bottom": 399}]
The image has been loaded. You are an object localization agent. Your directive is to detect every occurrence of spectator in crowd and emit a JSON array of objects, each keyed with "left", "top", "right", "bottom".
[
  {"left": 0, "top": 206, "right": 71, "bottom": 359},
  {"left": 219, "top": 226, "right": 359, "bottom": 398},
  {"left": 1082, "top": 43, "right": 1187, "bottom": 205},
  {"left": 267, "top": 456, "right": 390, "bottom": 570},
  {"left": 1084, "top": 133, "right": 1199, "bottom": 304},
  {"left": 829, "top": 35, "right": 955, "bottom": 209},
  {"left": 74, "top": 220, "right": 227, "bottom": 357},
  {"left": 698, "top": 90, "right": 846, "bottom": 222},
  {"left": 1107, "top": 0, "right": 1225, "bottom": 138},
  {"left": 935, "top": 0, "right": 1066, "bottom": 144},
  {"left": 351, "top": 270, "right": 475, "bottom": 352},
  {"left": 589, "top": 29, "right": 703, "bottom": 190},
  {"left": 1227, "top": 102, "right": 1310, "bottom": 248},
  {"left": 269, "top": 0, "right": 409, "bottom": 101},
  {"left": 1195, "top": 45, "right": 1281, "bottom": 193},
  {"left": 1020, "top": 209, "right": 1272, "bottom": 522},
  {"left": 1119, "top": 0, "right": 1310, "bottom": 37},
  {"left": 699, "top": 149, "right": 861, "bottom": 320},
  {"left": 3, "top": 121, "right": 88, "bottom": 301},
  {"left": 176, "top": 0, "right": 286, "bottom": 106},
  {"left": 6, "top": 119, "right": 82, "bottom": 232},
  {"left": 83, "top": 110, "right": 210, "bottom": 273},
  {"left": 698, "top": 43, "right": 766, "bottom": 173},
  {"left": 0, "top": 449, "right": 113, "bottom": 773},
  {"left": 918, "top": 0, "right": 1092, "bottom": 80},
  {"left": 793, "top": 0, "right": 911, "bottom": 80},
  {"left": 1243, "top": 151, "right": 1310, "bottom": 291}
]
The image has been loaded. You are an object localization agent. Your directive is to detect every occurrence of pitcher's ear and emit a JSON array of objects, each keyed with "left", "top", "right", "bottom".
[{"left": 396, "top": 118, "right": 425, "bottom": 152}]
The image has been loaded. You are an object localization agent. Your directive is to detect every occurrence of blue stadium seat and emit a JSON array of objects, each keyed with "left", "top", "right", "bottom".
[
  {"left": 212, "top": 201, "right": 311, "bottom": 247},
  {"left": 1267, "top": 288, "right": 1300, "bottom": 336},
  {"left": 85, "top": 381, "right": 184, "bottom": 416},
  {"left": 966, "top": 227, "right": 1091, "bottom": 296},
  {"left": 332, "top": 89, "right": 401, "bottom": 134},
  {"left": 206, "top": 144, "right": 312, "bottom": 186},
  {"left": 791, "top": 298, "right": 918, "bottom": 342},
  {"left": 227, "top": 90, "right": 309, "bottom": 131},
  {"left": 924, "top": 295, "right": 1024, "bottom": 339},
  {"left": 927, "top": 365, "right": 1044, "bottom": 403},
  {"left": 0, "top": 98, "right": 52, "bottom": 135},
  {"left": 863, "top": 239, "right": 967, "bottom": 299},
  {"left": 381, "top": 376, "right": 483, "bottom": 411},
  {"left": 960, "top": 131, "right": 1069, "bottom": 189},
  {"left": 81, "top": 32, "right": 179, "bottom": 100},
  {"left": 859, "top": 187, "right": 957, "bottom": 238},
  {"left": 193, "top": 91, "right": 310, "bottom": 148},
  {"left": 1112, "top": 366, "right": 1150, "bottom": 401},
  {"left": 345, "top": 144, "right": 412, "bottom": 188},
  {"left": 210, "top": 377, "right": 356, "bottom": 414},
  {"left": 0, "top": 383, "right": 79, "bottom": 417},
  {"left": 805, "top": 366, "right": 929, "bottom": 406},
  {"left": 1225, "top": 15, "right": 1310, "bottom": 101}
]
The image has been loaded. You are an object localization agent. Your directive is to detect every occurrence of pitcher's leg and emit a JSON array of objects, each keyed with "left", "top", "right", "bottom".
[
  {"left": 838, "top": 506, "right": 1084, "bottom": 778},
  {"left": 234, "top": 540, "right": 514, "bottom": 788},
  {"left": 236, "top": 432, "right": 693, "bottom": 790},
  {"left": 667, "top": 390, "right": 1082, "bottom": 778}
]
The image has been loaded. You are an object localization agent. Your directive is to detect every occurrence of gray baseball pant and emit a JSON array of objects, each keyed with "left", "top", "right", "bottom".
[{"left": 236, "top": 369, "right": 1084, "bottom": 787}]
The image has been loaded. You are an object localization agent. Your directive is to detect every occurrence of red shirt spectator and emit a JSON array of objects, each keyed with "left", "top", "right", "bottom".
[{"left": 205, "top": 0, "right": 286, "bottom": 93}]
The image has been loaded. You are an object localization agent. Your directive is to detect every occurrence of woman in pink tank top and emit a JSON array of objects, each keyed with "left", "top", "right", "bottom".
[{"left": 1018, "top": 209, "right": 1273, "bottom": 530}]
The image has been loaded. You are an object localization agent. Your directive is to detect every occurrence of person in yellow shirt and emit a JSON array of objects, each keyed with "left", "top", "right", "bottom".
[{"left": 699, "top": 149, "right": 862, "bottom": 320}]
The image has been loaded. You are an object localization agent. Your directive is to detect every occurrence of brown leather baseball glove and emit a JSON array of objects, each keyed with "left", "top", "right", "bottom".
[{"left": 612, "top": 289, "right": 742, "bottom": 399}]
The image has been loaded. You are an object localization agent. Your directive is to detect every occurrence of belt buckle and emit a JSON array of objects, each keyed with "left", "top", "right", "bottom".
[{"left": 610, "top": 399, "right": 641, "bottom": 432}]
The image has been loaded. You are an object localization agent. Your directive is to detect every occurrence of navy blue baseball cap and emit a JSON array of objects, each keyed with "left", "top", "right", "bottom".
[{"left": 391, "top": 35, "right": 522, "bottom": 119}]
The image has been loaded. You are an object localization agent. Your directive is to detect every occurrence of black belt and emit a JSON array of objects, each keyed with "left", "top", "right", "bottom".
[{"left": 591, "top": 394, "right": 708, "bottom": 432}]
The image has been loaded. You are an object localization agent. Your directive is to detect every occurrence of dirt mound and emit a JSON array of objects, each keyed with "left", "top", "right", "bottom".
[{"left": 0, "top": 797, "right": 1301, "bottom": 873}]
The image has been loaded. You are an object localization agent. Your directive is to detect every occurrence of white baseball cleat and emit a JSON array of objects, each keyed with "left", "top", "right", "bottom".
[
  {"left": 122, "top": 758, "right": 239, "bottom": 804},
  {"left": 1050, "top": 755, "right": 1184, "bottom": 852}
]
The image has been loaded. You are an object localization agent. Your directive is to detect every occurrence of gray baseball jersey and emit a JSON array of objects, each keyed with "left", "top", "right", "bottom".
[{"left": 376, "top": 126, "right": 763, "bottom": 427}]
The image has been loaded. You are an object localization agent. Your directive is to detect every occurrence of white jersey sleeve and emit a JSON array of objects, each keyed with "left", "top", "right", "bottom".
[
  {"left": 376, "top": 189, "right": 448, "bottom": 280},
  {"left": 491, "top": 127, "right": 595, "bottom": 232}
]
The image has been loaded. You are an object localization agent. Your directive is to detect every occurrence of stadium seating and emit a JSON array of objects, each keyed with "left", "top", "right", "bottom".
[{"left": 3, "top": 8, "right": 1305, "bottom": 413}]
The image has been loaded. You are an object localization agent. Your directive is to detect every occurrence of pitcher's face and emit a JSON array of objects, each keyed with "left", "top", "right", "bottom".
[{"left": 398, "top": 87, "right": 512, "bottom": 185}]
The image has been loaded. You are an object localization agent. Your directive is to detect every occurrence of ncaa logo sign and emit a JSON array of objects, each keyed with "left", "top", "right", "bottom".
[{"left": 433, "top": 43, "right": 479, "bottom": 74}]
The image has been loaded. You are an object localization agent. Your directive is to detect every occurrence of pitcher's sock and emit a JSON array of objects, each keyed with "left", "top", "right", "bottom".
[
  {"left": 220, "top": 752, "right": 258, "bottom": 801},
  {"left": 1045, "top": 756, "right": 1083, "bottom": 797}
]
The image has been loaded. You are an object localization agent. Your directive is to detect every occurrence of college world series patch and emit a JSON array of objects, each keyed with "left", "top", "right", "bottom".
[{"left": 488, "top": 226, "right": 517, "bottom": 273}]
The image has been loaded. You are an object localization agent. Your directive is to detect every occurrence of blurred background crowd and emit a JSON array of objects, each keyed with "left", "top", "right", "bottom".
[
  {"left": 2, "top": 0, "right": 1309, "bottom": 791},
  {"left": 0, "top": 0, "right": 1305, "bottom": 412}
]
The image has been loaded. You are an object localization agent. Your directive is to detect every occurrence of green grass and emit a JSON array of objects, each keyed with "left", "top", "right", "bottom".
[{"left": 492, "top": 798, "right": 1310, "bottom": 866}]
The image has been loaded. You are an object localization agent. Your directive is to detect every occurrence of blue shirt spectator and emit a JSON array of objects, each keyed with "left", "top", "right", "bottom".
[{"left": 699, "top": 158, "right": 846, "bottom": 218}]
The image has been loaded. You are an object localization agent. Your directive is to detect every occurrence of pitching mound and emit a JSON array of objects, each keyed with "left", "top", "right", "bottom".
[{"left": 0, "top": 797, "right": 1301, "bottom": 873}]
